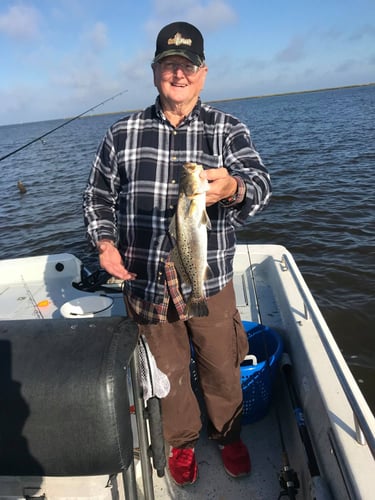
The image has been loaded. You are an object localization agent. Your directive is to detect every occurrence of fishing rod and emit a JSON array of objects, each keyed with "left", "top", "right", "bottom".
[
  {"left": 276, "top": 404, "right": 299, "bottom": 499},
  {"left": 280, "top": 353, "right": 332, "bottom": 500},
  {"left": 0, "top": 89, "right": 128, "bottom": 163}
]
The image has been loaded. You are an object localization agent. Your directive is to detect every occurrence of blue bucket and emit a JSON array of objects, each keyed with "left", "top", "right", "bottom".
[{"left": 241, "top": 321, "right": 283, "bottom": 424}]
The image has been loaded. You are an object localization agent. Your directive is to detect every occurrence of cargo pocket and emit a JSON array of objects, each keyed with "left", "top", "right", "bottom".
[{"left": 233, "top": 310, "right": 249, "bottom": 367}]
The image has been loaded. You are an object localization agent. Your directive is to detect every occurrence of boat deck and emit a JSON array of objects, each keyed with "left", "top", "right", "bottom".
[{"left": 150, "top": 412, "right": 283, "bottom": 499}]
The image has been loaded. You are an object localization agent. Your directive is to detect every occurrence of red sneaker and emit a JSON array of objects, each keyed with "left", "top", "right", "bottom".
[
  {"left": 219, "top": 440, "right": 251, "bottom": 477},
  {"left": 168, "top": 447, "right": 198, "bottom": 486}
]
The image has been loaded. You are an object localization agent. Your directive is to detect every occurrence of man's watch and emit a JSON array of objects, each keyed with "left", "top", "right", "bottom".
[
  {"left": 221, "top": 180, "right": 239, "bottom": 205},
  {"left": 221, "top": 193, "right": 237, "bottom": 205}
]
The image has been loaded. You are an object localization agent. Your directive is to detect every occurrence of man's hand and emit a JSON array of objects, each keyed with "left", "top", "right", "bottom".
[
  {"left": 201, "top": 168, "right": 237, "bottom": 206},
  {"left": 97, "top": 241, "right": 137, "bottom": 280}
]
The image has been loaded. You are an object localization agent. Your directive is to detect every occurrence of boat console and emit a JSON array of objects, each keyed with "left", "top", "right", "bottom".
[{"left": 0, "top": 317, "right": 139, "bottom": 499}]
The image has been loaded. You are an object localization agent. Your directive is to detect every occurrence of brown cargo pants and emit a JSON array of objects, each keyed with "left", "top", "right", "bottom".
[{"left": 127, "top": 280, "right": 249, "bottom": 448}]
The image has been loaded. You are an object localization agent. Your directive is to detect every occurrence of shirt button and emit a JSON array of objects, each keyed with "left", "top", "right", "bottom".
[
  {"left": 169, "top": 205, "right": 174, "bottom": 210},
  {"left": 171, "top": 179, "right": 176, "bottom": 184},
  {"left": 173, "top": 130, "right": 177, "bottom": 135}
]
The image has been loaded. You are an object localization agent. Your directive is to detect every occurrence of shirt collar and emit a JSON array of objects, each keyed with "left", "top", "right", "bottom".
[{"left": 155, "top": 96, "right": 202, "bottom": 126}]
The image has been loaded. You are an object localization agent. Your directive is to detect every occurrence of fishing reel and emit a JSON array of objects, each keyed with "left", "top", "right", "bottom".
[
  {"left": 278, "top": 463, "right": 300, "bottom": 499},
  {"left": 73, "top": 267, "right": 124, "bottom": 293}
]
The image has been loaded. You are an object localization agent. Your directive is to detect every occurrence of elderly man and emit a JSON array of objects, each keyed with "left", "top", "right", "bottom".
[{"left": 83, "top": 21, "right": 271, "bottom": 486}]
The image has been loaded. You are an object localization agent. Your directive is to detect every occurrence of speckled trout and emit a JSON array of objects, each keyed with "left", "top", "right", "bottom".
[{"left": 169, "top": 162, "right": 212, "bottom": 318}]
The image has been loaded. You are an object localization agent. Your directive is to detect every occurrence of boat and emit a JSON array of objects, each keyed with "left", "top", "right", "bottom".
[{"left": 0, "top": 244, "right": 374, "bottom": 499}]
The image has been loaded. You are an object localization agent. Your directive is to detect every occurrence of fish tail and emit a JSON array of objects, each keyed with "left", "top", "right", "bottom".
[{"left": 185, "top": 297, "right": 209, "bottom": 318}]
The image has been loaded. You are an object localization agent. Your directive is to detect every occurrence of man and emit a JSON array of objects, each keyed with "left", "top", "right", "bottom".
[{"left": 83, "top": 21, "right": 271, "bottom": 486}]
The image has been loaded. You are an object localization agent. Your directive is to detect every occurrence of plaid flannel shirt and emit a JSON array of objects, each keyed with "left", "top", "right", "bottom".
[{"left": 83, "top": 97, "right": 271, "bottom": 323}]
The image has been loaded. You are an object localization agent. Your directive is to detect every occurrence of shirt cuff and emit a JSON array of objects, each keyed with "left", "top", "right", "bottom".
[{"left": 219, "top": 176, "right": 246, "bottom": 207}]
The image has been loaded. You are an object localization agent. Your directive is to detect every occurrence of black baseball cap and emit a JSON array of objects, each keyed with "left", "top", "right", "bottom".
[{"left": 154, "top": 21, "right": 205, "bottom": 66}]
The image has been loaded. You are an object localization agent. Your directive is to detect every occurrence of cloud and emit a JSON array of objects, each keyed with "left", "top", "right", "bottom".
[
  {"left": 50, "top": 66, "right": 105, "bottom": 91},
  {"left": 0, "top": 4, "right": 41, "bottom": 40},
  {"left": 348, "top": 23, "right": 375, "bottom": 41},
  {"left": 335, "top": 58, "right": 358, "bottom": 73},
  {"left": 320, "top": 27, "right": 344, "bottom": 41},
  {"left": 0, "top": 84, "right": 31, "bottom": 115},
  {"left": 274, "top": 36, "right": 306, "bottom": 63},
  {"left": 146, "top": 0, "right": 236, "bottom": 35},
  {"left": 85, "top": 21, "right": 108, "bottom": 52},
  {"left": 183, "top": 0, "right": 237, "bottom": 30}
]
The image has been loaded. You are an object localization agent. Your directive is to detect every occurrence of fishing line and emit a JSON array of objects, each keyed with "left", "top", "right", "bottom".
[
  {"left": 0, "top": 89, "right": 128, "bottom": 163},
  {"left": 20, "top": 275, "right": 44, "bottom": 319}
]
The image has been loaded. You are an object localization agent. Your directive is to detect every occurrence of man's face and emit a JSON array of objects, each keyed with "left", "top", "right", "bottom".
[{"left": 153, "top": 55, "right": 208, "bottom": 109}]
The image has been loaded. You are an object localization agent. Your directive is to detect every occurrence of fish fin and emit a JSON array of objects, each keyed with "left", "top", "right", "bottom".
[
  {"left": 204, "top": 263, "right": 213, "bottom": 281},
  {"left": 169, "top": 215, "right": 177, "bottom": 239},
  {"left": 187, "top": 198, "right": 198, "bottom": 218},
  {"left": 185, "top": 297, "right": 209, "bottom": 318},
  {"left": 201, "top": 209, "right": 211, "bottom": 230},
  {"left": 170, "top": 247, "right": 191, "bottom": 286}
]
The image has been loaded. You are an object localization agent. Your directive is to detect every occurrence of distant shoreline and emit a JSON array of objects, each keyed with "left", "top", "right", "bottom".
[
  {"left": 96, "top": 82, "right": 375, "bottom": 117},
  {"left": 207, "top": 82, "right": 375, "bottom": 104},
  {"left": 3, "top": 82, "right": 374, "bottom": 126}
]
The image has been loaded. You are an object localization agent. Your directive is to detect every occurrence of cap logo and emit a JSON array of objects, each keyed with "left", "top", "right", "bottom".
[{"left": 167, "top": 32, "right": 192, "bottom": 48}]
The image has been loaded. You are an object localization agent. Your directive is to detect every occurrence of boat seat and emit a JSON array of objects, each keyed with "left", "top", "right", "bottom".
[{"left": 0, "top": 317, "right": 139, "bottom": 495}]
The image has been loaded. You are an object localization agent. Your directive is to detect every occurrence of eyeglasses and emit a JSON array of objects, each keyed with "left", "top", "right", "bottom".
[{"left": 158, "top": 60, "right": 202, "bottom": 76}]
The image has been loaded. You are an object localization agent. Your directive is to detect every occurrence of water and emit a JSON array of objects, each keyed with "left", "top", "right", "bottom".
[{"left": 1, "top": 85, "right": 374, "bottom": 411}]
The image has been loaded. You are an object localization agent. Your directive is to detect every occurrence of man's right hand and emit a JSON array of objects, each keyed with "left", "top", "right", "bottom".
[{"left": 97, "top": 241, "right": 137, "bottom": 281}]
